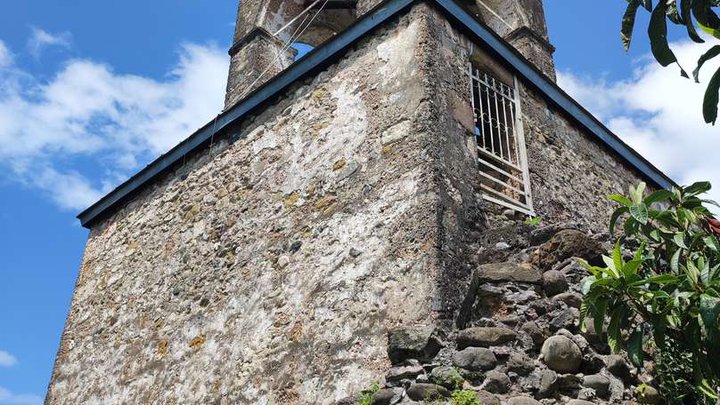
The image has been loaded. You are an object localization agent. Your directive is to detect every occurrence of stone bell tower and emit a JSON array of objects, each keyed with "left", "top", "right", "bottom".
[
  {"left": 48, "top": 0, "right": 670, "bottom": 403},
  {"left": 225, "top": 0, "right": 556, "bottom": 109},
  {"left": 225, "top": 0, "right": 384, "bottom": 109}
]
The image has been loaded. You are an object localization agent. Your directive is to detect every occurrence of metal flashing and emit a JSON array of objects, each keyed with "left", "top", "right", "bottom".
[{"left": 77, "top": 0, "right": 675, "bottom": 228}]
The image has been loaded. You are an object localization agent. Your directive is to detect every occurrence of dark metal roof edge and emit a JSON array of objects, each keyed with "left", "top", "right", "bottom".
[
  {"left": 430, "top": 0, "right": 676, "bottom": 190},
  {"left": 78, "top": 0, "right": 675, "bottom": 228},
  {"left": 77, "top": 0, "right": 418, "bottom": 228}
]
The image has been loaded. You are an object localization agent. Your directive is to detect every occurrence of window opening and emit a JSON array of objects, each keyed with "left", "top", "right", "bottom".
[{"left": 469, "top": 65, "right": 533, "bottom": 214}]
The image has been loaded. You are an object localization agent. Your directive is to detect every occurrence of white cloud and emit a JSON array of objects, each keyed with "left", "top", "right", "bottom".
[
  {"left": 0, "top": 386, "right": 42, "bottom": 405},
  {"left": 0, "top": 40, "right": 12, "bottom": 69},
  {"left": 0, "top": 38, "right": 228, "bottom": 211},
  {"left": 557, "top": 38, "right": 720, "bottom": 205},
  {"left": 27, "top": 27, "right": 71, "bottom": 58},
  {"left": 0, "top": 351, "right": 17, "bottom": 367}
]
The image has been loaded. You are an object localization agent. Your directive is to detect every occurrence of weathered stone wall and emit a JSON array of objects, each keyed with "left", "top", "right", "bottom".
[
  {"left": 421, "top": 5, "right": 649, "bottom": 234},
  {"left": 339, "top": 8, "right": 661, "bottom": 405},
  {"left": 48, "top": 7, "right": 450, "bottom": 404}
]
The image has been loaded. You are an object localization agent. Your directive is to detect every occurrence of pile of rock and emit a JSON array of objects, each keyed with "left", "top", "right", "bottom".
[{"left": 342, "top": 226, "right": 663, "bottom": 404}]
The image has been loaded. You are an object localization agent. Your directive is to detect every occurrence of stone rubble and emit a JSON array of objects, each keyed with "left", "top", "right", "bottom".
[{"left": 343, "top": 224, "right": 657, "bottom": 405}]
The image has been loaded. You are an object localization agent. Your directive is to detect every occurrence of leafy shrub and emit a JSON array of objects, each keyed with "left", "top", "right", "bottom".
[
  {"left": 451, "top": 389, "right": 482, "bottom": 405},
  {"left": 654, "top": 343, "right": 711, "bottom": 404},
  {"left": 580, "top": 181, "right": 720, "bottom": 401}
]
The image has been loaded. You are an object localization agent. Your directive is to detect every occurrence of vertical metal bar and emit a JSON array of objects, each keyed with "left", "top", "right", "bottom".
[
  {"left": 513, "top": 75, "right": 533, "bottom": 211},
  {"left": 492, "top": 79, "right": 503, "bottom": 160},
  {"left": 501, "top": 90, "right": 511, "bottom": 162},
  {"left": 509, "top": 99, "right": 519, "bottom": 166},
  {"left": 484, "top": 78, "right": 494, "bottom": 155}
]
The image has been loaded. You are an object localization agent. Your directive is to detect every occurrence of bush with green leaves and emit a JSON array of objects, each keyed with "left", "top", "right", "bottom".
[{"left": 580, "top": 181, "right": 720, "bottom": 402}]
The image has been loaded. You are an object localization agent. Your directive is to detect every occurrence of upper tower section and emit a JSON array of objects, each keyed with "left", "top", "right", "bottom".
[
  {"left": 224, "top": 0, "right": 556, "bottom": 110},
  {"left": 461, "top": 0, "right": 555, "bottom": 81},
  {"left": 224, "top": 0, "right": 383, "bottom": 109}
]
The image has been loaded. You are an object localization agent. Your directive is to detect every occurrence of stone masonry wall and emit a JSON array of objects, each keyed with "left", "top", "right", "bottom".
[
  {"left": 48, "top": 7, "right": 450, "bottom": 404},
  {"left": 426, "top": 7, "right": 650, "bottom": 233},
  {"left": 335, "top": 7, "right": 662, "bottom": 405}
]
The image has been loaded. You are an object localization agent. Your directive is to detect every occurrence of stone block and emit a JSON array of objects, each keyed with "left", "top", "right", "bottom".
[
  {"left": 452, "top": 347, "right": 497, "bottom": 371},
  {"left": 540, "top": 335, "right": 582, "bottom": 373},
  {"left": 387, "top": 326, "right": 442, "bottom": 364},
  {"left": 405, "top": 383, "right": 449, "bottom": 401},
  {"left": 529, "top": 230, "right": 604, "bottom": 270},
  {"left": 456, "top": 327, "right": 517, "bottom": 348},
  {"left": 475, "top": 262, "right": 542, "bottom": 284}
]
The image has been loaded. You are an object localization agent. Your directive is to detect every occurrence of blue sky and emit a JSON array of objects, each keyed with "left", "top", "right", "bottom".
[{"left": 0, "top": 1, "right": 717, "bottom": 403}]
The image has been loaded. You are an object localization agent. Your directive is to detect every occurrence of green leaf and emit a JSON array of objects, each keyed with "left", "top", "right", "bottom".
[
  {"left": 687, "top": 259, "right": 701, "bottom": 285},
  {"left": 607, "top": 306, "right": 626, "bottom": 353},
  {"left": 622, "top": 1, "right": 641, "bottom": 51},
  {"left": 701, "top": 258, "right": 712, "bottom": 285},
  {"left": 628, "top": 330, "right": 644, "bottom": 367},
  {"left": 699, "top": 16, "right": 720, "bottom": 39},
  {"left": 613, "top": 241, "right": 624, "bottom": 275},
  {"left": 603, "top": 255, "right": 620, "bottom": 277},
  {"left": 633, "top": 243, "right": 645, "bottom": 261},
  {"left": 704, "top": 236, "right": 720, "bottom": 252},
  {"left": 609, "top": 194, "right": 633, "bottom": 206},
  {"left": 680, "top": 0, "right": 705, "bottom": 43},
  {"left": 699, "top": 294, "right": 720, "bottom": 336},
  {"left": 623, "top": 259, "right": 643, "bottom": 278},
  {"left": 674, "top": 232, "right": 689, "bottom": 248},
  {"left": 693, "top": 2, "right": 720, "bottom": 40},
  {"left": 581, "top": 276, "right": 597, "bottom": 294},
  {"left": 630, "top": 203, "right": 650, "bottom": 225},
  {"left": 684, "top": 181, "right": 712, "bottom": 196},
  {"left": 624, "top": 216, "right": 639, "bottom": 236},
  {"left": 630, "top": 273, "right": 679, "bottom": 286},
  {"left": 694, "top": 45, "right": 720, "bottom": 83},
  {"left": 703, "top": 66, "right": 720, "bottom": 124},
  {"left": 652, "top": 322, "right": 667, "bottom": 349},
  {"left": 671, "top": 248, "right": 682, "bottom": 272},
  {"left": 609, "top": 207, "right": 629, "bottom": 235},
  {"left": 644, "top": 189, "right": 674, "bottom": 205},
  {"left": 579, "top": 300, "right": 589, "bottom": 332},
  {"left": 631, "top": 182, "right": 647, "bottom": 204},
  {"left": 594, "top": 298, "right": 608, "bottom": 335},
  {"left": 649, "top": 0, "right": 689, "bottom": 76}
]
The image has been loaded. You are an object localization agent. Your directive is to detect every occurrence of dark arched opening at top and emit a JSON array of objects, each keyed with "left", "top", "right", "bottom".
[{"left": 266, "top": 0, "right": 359, "bottom": 49}]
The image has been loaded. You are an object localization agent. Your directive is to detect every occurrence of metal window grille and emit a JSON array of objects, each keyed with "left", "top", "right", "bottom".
[{"left": 469, "top": 65, "right": 533, "bottom": 214}]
